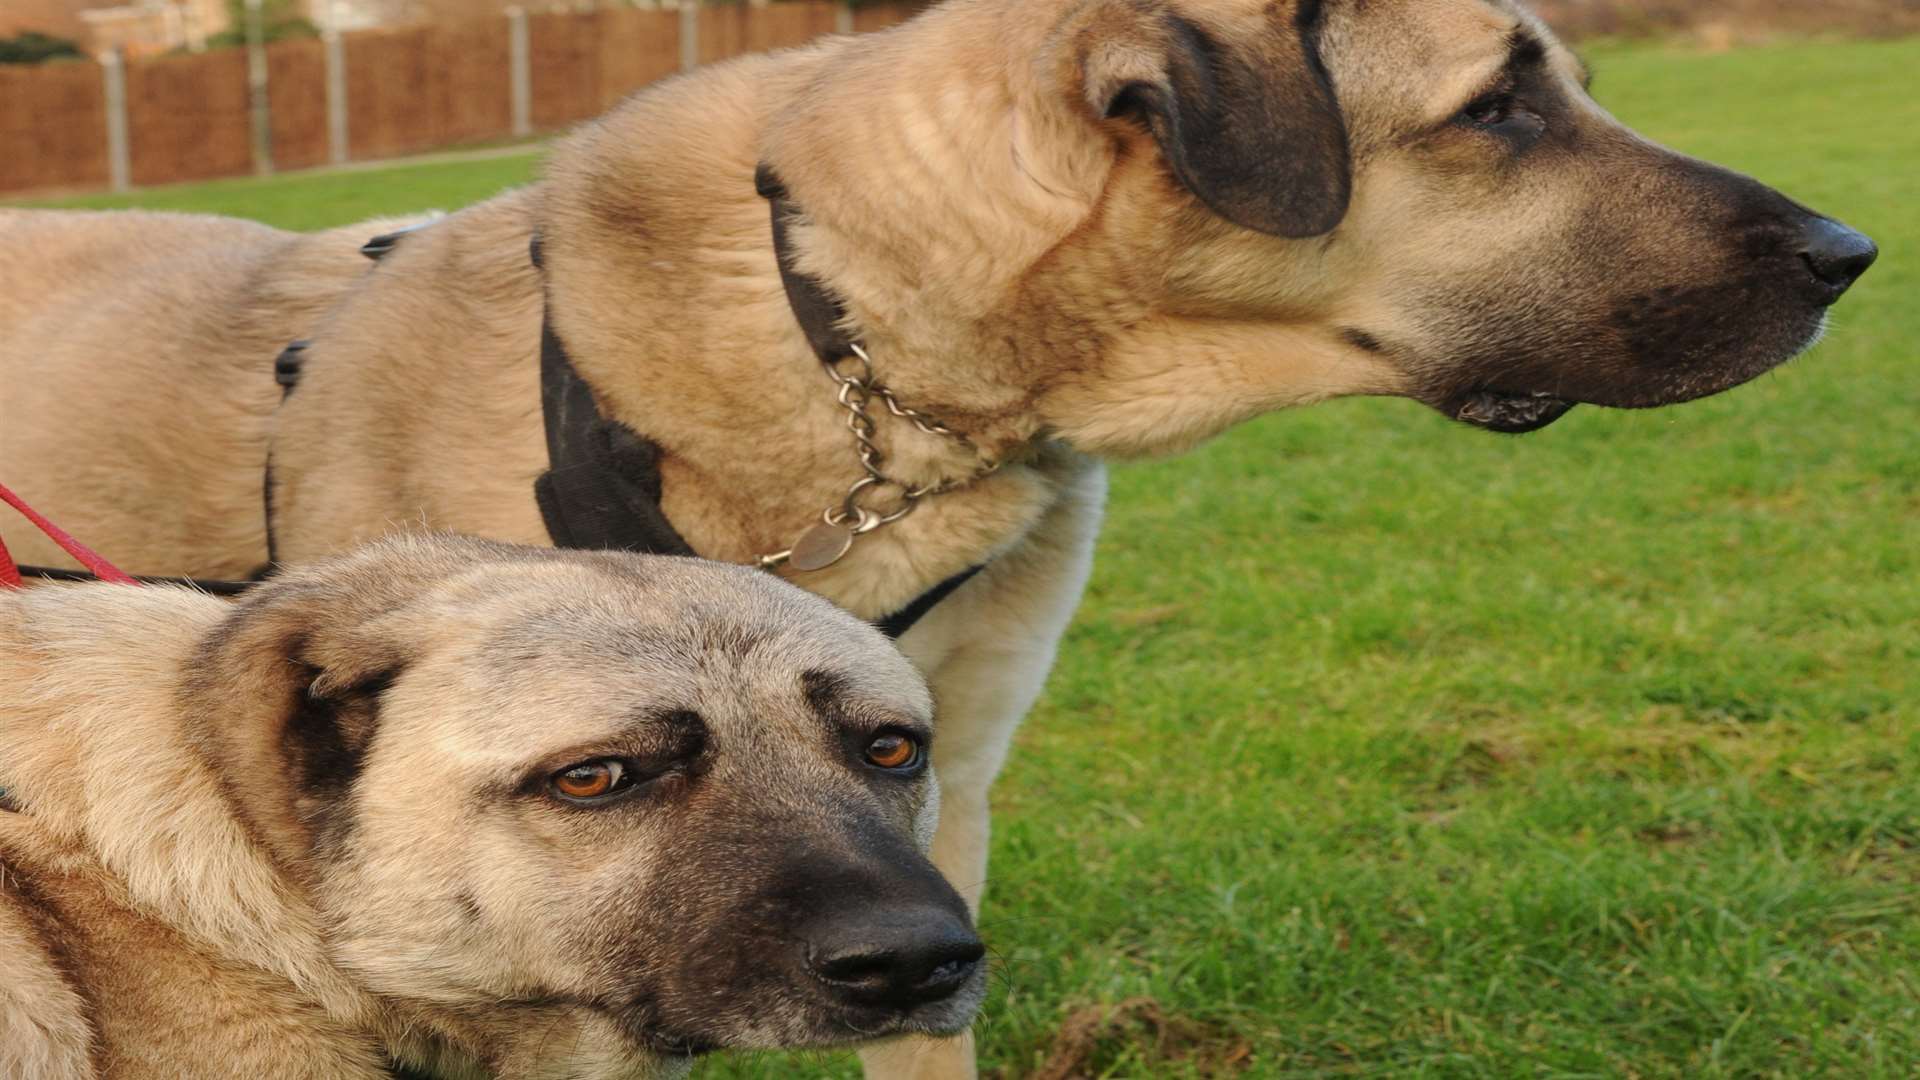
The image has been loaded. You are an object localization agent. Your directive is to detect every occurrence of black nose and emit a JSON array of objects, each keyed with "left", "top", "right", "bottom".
[
  {"left": 1799, "top": 217, "right": 1878, "bottom": 304},
  {"left": 804, "top": 905, "right": 984, "bottom": 1011}
]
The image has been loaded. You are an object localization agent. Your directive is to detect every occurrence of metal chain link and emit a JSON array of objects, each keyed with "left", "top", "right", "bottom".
[{"left": 759, "top": 343, "right": 1000, "bottom": 570}]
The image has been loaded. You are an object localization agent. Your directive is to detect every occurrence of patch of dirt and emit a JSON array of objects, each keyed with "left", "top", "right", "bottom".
[
  {"left": 1014, "top": 998, "right": 1253, "bottom": 1080},
  {"left": 1434, "top": 737, "right": 1529, "bottom": 792},
  {"left": 1635, "top": 819, "right": 1709, "bottom": 847},
  {"left": 1108, "top": 604, "right": 1188, "bottom": 629}
]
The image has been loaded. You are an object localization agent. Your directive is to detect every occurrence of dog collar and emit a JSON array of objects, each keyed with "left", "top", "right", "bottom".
[
  {"left": 526, "top": 230, "right": 984, "bottom": 640},
  {"left": 751, "top": 165, "right": 999, "bottom": 573}
]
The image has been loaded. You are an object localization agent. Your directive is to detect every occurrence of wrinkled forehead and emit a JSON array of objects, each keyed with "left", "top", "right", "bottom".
[
  {"left": 402, "top": 580, "right": 930, "bottom": 765},
  {"left": 1319, "top": 0, "right": 1587, "bottom": 138}
]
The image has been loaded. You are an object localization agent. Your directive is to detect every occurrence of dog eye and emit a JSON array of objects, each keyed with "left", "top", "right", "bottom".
[
  {"left": 1456, "top": 86, "right": 1546, "bottom": 149},
  {"left": 864, "top": 733, "right": 924, "bottom": 772},
  {"left": 551, "top": 759, "right": 635, "bottom": 803},
  {"left": 1460, "top": 89, "right": 1516, "bottom": 128}
]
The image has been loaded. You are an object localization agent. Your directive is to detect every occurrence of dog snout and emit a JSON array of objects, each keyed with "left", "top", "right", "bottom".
[
  {"left": 1797, "top": 216, "right": 1878, "bottom": 304},
  {"left": 803, "top": 906, "right": 985, "bottom": 1010}
]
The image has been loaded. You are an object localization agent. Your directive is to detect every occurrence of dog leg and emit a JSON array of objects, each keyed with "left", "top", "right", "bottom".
[
  {"left": 863, "top": 464, "right": 1108, "bottom": 1080},
  {"left": 860, "top": 1030, "right": 979, "bottom": 1080}
]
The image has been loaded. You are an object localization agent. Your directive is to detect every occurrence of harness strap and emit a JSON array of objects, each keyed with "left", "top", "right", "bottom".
[
  {"left": 876, "top": 563, "right": 984, "bottom": 640},
  {"left": 532, "top": 234, "right": 696, "bottom": 558}
]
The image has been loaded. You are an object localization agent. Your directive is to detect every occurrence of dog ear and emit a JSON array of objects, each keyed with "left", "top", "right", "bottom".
[
  {"left": 1081, "top": 1, "right": 1350, "bottom": 238},
  {"left": 278, "top": 656, "right": 399, "bottom": 861},
  {"left": 179, "top": 544, "right": 466, "bottom": 870}
]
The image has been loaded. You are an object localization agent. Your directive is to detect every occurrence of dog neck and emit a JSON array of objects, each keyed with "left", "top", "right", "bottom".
[{"left": 535, "top": 64, "right": 1070, "bottom": 614}]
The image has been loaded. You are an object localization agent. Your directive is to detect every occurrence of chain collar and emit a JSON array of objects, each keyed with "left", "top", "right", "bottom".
[{"left": 760, "top": 343, "right": 999, "bottom": 572}]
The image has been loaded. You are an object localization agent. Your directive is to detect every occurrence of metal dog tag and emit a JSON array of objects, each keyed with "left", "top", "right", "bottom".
[{"left": 788, "top": 522, "right": 855, "bottom": 572}]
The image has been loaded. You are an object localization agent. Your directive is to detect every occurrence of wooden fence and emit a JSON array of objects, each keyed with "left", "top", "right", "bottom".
[{"left": 0, "top": 1, "right": 924, "bottom": 196}]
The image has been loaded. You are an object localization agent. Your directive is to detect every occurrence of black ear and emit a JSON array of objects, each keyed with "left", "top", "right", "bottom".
[
  {"left": 281, "top": 661, "right": 399, "bottom": 859},
  {"left": 1087, "top": 3, "right": 1350, "bottom": 238},
  {"left": 179, "top": 568, "right": 419, "bottom": 870}
]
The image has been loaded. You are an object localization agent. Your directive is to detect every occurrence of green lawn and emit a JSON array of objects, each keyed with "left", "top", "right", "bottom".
[
  {"left": 26, "top": 147, "right": 545, "bottom": 228},
  {"left": 18, "top": 36, "right": 1920, "bottom": 1079}
]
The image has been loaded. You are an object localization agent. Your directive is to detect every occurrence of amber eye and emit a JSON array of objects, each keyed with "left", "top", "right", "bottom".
[
  {"left": 551, "top": 760, "right": 631, "bottom": 803},
  {"left": 864, "top": 733, "right": 922, "bottom": 772}
]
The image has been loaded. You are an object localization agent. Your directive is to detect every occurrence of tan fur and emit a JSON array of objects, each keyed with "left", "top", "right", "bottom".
[
  {"left": 0, "top": 3, "right": 1868, "bottom": 1076},
  {"left": 0, "top": 536, "right": 980, "bottom": 1077},
  {"left": 0, "top": 209, "right": 425, "bottom": 579},
  {"left": 0, "top": 869, "right": 96, "bottom": 1080}
]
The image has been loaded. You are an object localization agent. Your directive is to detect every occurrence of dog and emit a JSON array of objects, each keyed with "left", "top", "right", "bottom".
[
  {"left": 0, "top": 1, "right": 1877, "bottom": 1074},
  {"left": 0, "top": 534, "right": 985, "bottom": 1078}
]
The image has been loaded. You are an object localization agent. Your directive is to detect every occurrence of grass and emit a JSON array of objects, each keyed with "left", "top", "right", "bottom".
[
  {"left": 23, "top": 146, "right": 545, "bottom": 228},
  {"left": 16, "top": 35, "right": 1920, "bottom": 1079}
]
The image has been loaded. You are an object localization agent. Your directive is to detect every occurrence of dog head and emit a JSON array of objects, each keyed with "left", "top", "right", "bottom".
[
  {"left": 1037, "top": 0, "right": 1878, "bottom": 444},
  {"left": 182, "top": 535, "right": 983, "bottom": 1070},
  {"left": 749, "top": 0, "right": 1875, "bottom": 456}
]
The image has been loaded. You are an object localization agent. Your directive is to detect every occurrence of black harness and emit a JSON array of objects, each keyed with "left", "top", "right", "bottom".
[
  {"left": 18, "top": 172, "right": 981, "bottom": 639},
  {"left": 528, "top": 234, "right": 695, "bottom": 560}
]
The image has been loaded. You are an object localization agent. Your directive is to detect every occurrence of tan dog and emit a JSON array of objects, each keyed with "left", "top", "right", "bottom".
[
  {"left": 0, "top": 2, "right": 1876, "bottom": 1074},
  {"left": 0, "top": 535, "right": 985, "bottom": 1078}
]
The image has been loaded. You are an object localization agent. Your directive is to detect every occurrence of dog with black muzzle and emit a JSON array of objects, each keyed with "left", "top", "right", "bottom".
[
  {"left": 0, "top": 2, "right": 1879, "bottom": 1076},
  {"left": 0, "top": 534, "right": 984, "bottom": 1078}
]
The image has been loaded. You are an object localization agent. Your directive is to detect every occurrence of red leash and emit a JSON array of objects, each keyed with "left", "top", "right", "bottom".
[{"left": 0, "top": 481, "right": 136, "bottom": 589}]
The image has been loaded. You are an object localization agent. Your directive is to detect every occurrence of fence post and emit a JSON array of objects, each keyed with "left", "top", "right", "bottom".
[
  {"left": 324, "top": 29, "right": 349, "bottom": 165},
  {"left": 243, "top": 0, "right": 273, "bottom": 174},
  {"left": 679, "top": 1, "right": 699, "bottom": 73},
  {"left": 835, "top": 2, "right": 854, "bottom": 34},
  {"left": 507, "top": 7, "right": 532, "bottom": 138},
  {"left": 101, "top": 49, "right": 131, "bottom": 193}
]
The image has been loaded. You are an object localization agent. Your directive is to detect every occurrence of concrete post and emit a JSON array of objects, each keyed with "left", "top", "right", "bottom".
[
  {"left": 835, "top": 2, "right": 854, "bottom": 35},
  {"left": 101, "top": 49, "right": 131, "bottom": 192},
  {"left": 679, "top": 1, "right": 699, "bottom": 72},
  {"left": 324, "top": 29, "right": 349, "bottom": 165},
  {"left": 508, "top": 7, "right": 532, "bottom": 137},
  {"left": 243, "top": 0, "right": 273, "bottom": 175}
]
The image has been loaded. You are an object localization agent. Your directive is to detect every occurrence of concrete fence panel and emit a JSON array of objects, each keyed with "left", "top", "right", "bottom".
[
  {"left": 430, "top": 17, "right": 514, "bottom": 146},
  {"left": 528, "top": 10, "right": 602, "bottom": 129},
  {"left": 595, "top": 8, "right": 681, "bottom": 113},
  {"left": 344, "top": 23, "right": 510, "bottom": 161},
  {"left": 853, "top": 2, "right": 922, "bottom": 33},
  {"left": 344, "top": 27, "right": 438, "bottom": 160},
  {"left": 266, "top": 38, "right": 329, "bottom": 172},
  {"left": 124, "top": 48, "right": 251, "bottom": 186},
  {"left": 698, "top": 1, "right": 839, "bottom": 65},
  {"left": 0, "top": 61, "right": 110, "bottom": 194}
]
